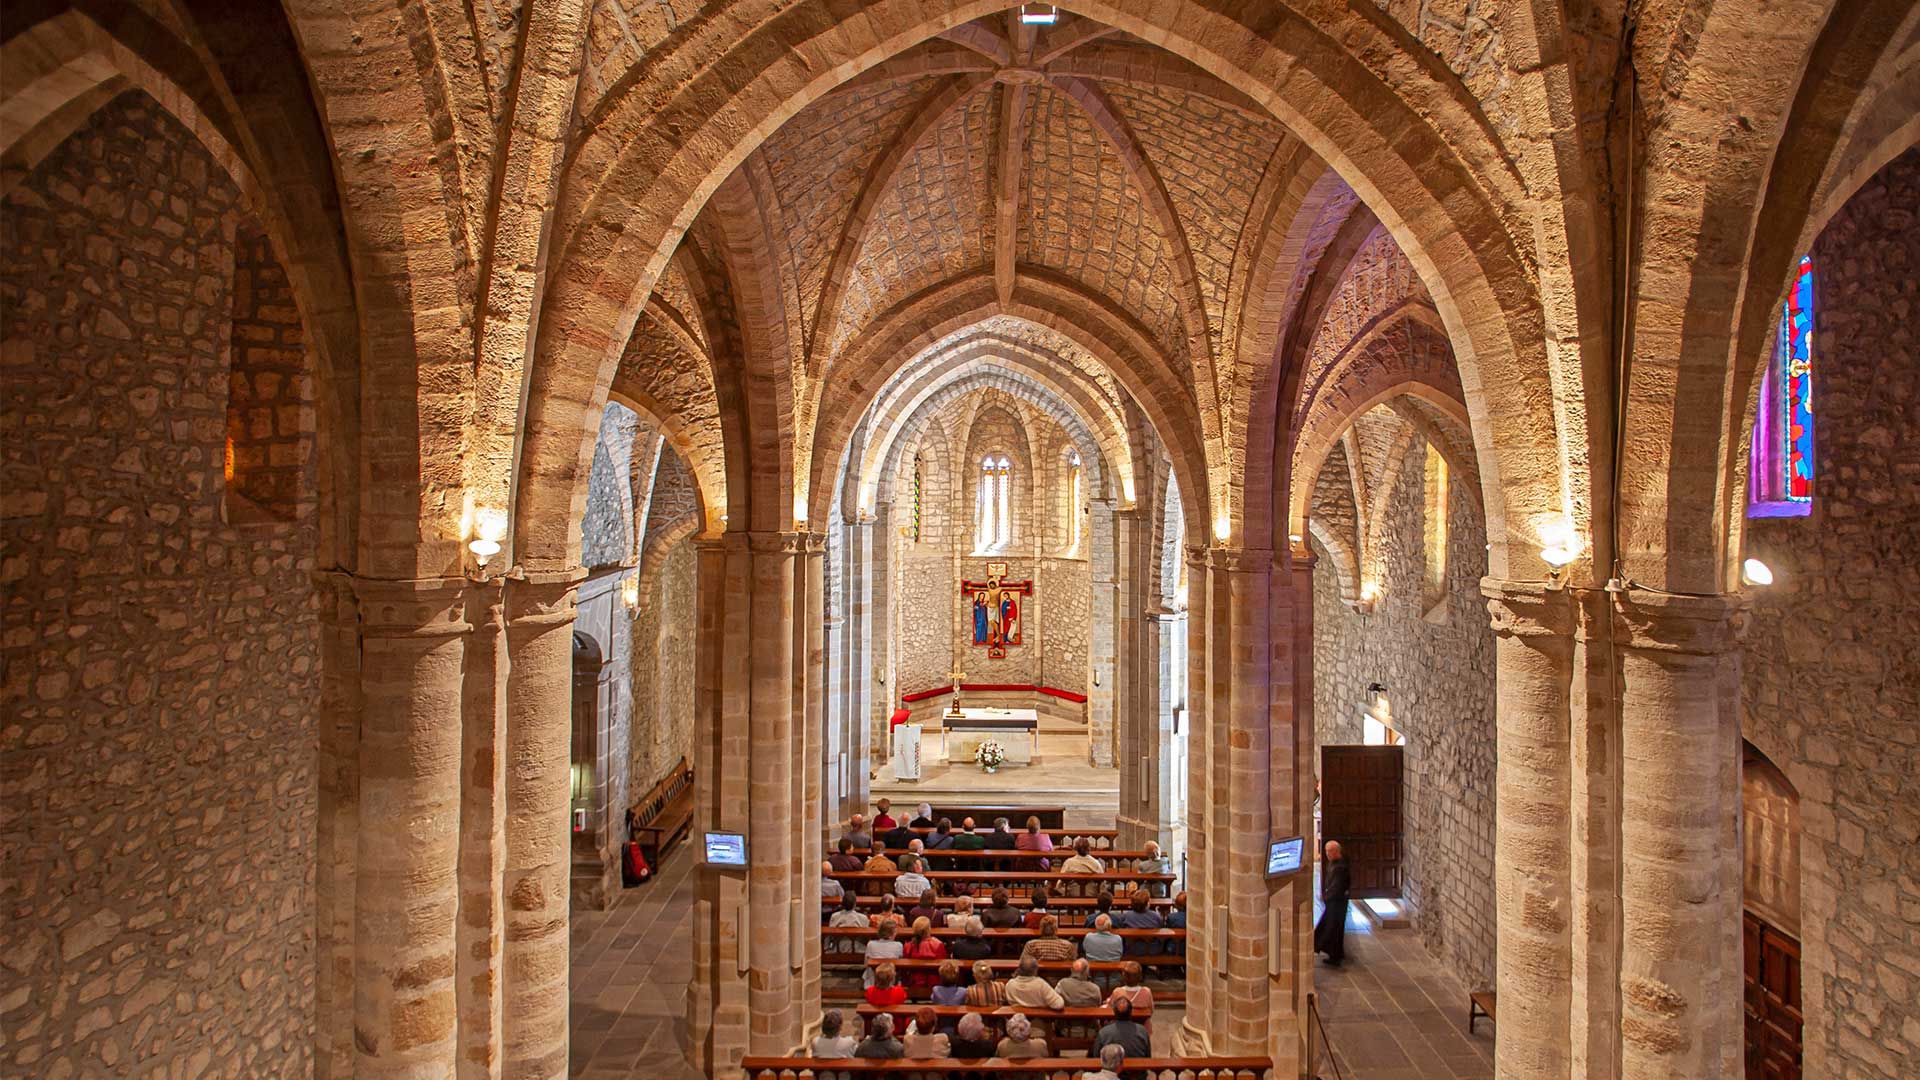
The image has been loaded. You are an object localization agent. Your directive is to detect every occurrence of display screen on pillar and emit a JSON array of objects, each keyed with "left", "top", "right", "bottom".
[
  {"left": 702, "top": 832, "right": 747, "bottom": 868},
  {"left": 1265, "top": 836, "right": 1305, "bottom": 879}
]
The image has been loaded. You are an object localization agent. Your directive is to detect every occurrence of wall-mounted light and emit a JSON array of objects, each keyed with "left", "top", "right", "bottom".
[
  {"left": 622, "top": 575, "right": 640, "bottom": 610},
  {"left": 1541, "top": 543, "right": 1575, "bottom": 588},
  {"left": 1357, "top": 581, "right": 1383, "bottom": 614},
  {"left": 1741, "top": 558, "right": 1774, "bottom": 587},
  {"left": 1212, "top": 516, "right": 1231, "bottom": 544},
  {"left": 469, "top": 506, "right": 508, "bottom": 570},
  {"left": 1018, "top": 3, "right": 1060, "bottom": 24}
]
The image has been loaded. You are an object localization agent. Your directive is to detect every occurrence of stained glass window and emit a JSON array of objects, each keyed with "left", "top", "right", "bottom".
[{"left": 1749, "top": 256, "right": 1815, "bottom": 518}]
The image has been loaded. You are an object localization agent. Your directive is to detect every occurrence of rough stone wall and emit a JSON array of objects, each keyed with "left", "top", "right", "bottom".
[
  {"left": 1311, "top": 438, "right": 1495, "bottom": 990},
  {"left": 580, "top": 401, "right": 638, "bottom": 569},
  {"left": 226, "top": 224, "right": 313, "bottom": 522},
  {"left": 629, "top": 539, "right": 697, "bottom": 790},
  {"left": 1740, "top": 148, "right": 1920, "bottom": 1079},
  {"left": 0, "top": 92, "right": 317, "bottom": 1076}
]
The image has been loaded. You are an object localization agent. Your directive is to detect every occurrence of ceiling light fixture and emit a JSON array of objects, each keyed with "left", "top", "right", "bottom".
[{"left": 1018, "top": 4, "right": 1059, "bottom": 25}]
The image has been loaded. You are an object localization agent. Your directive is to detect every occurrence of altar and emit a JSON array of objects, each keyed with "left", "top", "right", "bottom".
[{"left": 942, "top": 707, "right": 1039, "bottom": 765}]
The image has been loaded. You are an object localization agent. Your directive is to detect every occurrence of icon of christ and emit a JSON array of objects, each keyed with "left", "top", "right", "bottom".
[{"left": 962, "top": 571, "right": 1032, "bottom": 659}]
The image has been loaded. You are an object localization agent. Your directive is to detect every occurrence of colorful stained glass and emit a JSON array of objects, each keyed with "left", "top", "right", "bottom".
[{"left": 1780, "top": 256, "right": 1814, "bottom": 503}]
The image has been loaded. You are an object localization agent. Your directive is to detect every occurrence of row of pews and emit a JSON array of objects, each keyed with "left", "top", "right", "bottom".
[{"left": 741, "top": 1057, "right": 1274, "bottom": 1078}]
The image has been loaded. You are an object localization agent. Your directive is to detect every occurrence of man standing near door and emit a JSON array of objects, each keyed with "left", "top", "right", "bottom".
[{"left": 1313, "top": 840, "right": 1350, "bottom": 967}]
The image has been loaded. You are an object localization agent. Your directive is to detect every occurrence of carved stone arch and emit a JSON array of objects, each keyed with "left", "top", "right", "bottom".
[{"left": 604, "top": 388, "right": 717, "bottom": 541}]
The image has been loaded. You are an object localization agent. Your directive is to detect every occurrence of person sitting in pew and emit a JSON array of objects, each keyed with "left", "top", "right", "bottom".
[
  {"left": 949, "top": 917, "right": 993, "bottom": 961},
  {"left": 1022, "top": 889, "right": 1055, "bottom": 930},
  {"left": 930, "top": 959, "right": 969, "bottom": 1006},
  {"left": 893, "top": 854, "right": 931, "bottom": 900},
  {"left": 907, "top": 887, "right": 941, "bottom": 927},
  {"left": 963, "top": 960, "right": 1008, "bottom": 1007},
  {"left": 863, "top": 922, "right": 904, "bottom": 988},
  {"left": 1081, "top": 914, "right": 1125, "bottom": 962},
  {"left": 902, "top": 917, "right": 947, "bottom": 992},
  {"left": 927, "top": 818, "right": 956, "bottom": 849},
  {"left": 996, "top": 1012, "right": 1051, "bottom": 1060},
  {"left": 1081, "top": 1043, "right": 1126, "bottom": 1080},
  {"left": 1061, "top": 837, "right": 1106, "bottom": 874},
  {"left": 1165, "top": 890, "right": 1188, "bottom": 929},
  {"left": 909, "top": 802, "right": 936, "bottom": 828},
  {"left": 1005, "top": 956, "right": 1066, "bottom": 1009},
  {"left": 861, "top": 843, "right": 897, "bottom": 895},
  {"left": 864, "top": 963, "right": 909, "bottom": 1009},
  {"left": 1107, "top": 961, "right": 1154, "bottom": 1020},
  {"left": 986, "top": 817, "right": 1019, "bottom": 850},
  {"left": 901, "top": 1006, "right": 949, "bottom": 1057},
  {"left": 950, "top": 1013, "right": 996, "bottom": 1058},
  {"left": 1092, "top": 997, "right": 1151, "bottom": 1059},
  {"left": 950, "top": 817, "right": 987, "bottom": 850},
  {"left": 1112, "top": 888, "right": 1163, "bottom": 931},
  {"left": 943, "top": 894, "right": 975, "bottom": 930},
  {"left": 830, "top": 837, "right": 864, "bottom": 873},
  {"left": 1014, "top": 815, "right": 1056, "bottom": 869},
  {"left": 1089, "top": 890, "right": 1116, "bottom": 927},
  {"left": 880, "top": 818, "right": 916, "bottom": 850},
  {"left": 871, "top": 798, "right": 897, "bottom": 833},
  {"left": 842, "top": 815, "right": 872, "bottom": 850},
  {"left": 1055, "top": 957, "right": 1104, "bottom": 1006},
  {"left": 828, "top": 892, "right": 868, "bottom": 929},
  {"left": 1021, "top": 915, "right": 1077, "bottom": 963},
  {"left": 1133, "top": 840, "right": 1171, "bottom": 876},
  {"left": 867, "top": 895, "right": 901, "bottom": 930},
  {"left": 979, "top": 887, "right": 1021, "bottom": 929},
  {"left": 821, "top": 860, "right": 845, "bottom": 901},
  {"left": 854, "top": 1011, "right": 904, "bottom": 1058},
  {"left": 814, "top": 1008, "right": 857, "bottom": 1057}
]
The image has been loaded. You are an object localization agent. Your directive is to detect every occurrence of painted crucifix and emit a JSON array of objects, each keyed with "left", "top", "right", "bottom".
[{"left": 962, "top": 562, "right": 1033, "bottom": 659}]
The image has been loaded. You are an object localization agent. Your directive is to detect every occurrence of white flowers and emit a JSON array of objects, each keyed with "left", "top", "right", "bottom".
[{"left": 974, "top": 740, "right": 1006, "bottom": 770}]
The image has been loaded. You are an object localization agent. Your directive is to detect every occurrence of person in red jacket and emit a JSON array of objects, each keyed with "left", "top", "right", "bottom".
[{"left": 871, "top": 798, "right": 898, "bottom": 833}]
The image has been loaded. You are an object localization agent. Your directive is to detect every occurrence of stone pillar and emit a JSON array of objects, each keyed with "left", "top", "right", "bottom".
[
  {"left": 688, "top": 537, "right": 745, "bottom": 1073},
  {"left": 1088, "top": 497, "right": 1119, "bottom": 767},
  {"left": 1614, "top": 592, "right": 1745, "bottom": 1079},
  {"left": 352, "top": 578, "right": 471, "bottom": 1077},
  {"left": 1483, "top": 579, "right": 1577, "bottom": 1080},
  {"left": 868, "top": 506, "right": 894, "bottom": 775},
  {"left": 1569, "top": 589, "right": 1619, "bottom": 1080},
  {"left": 794, "top": 534, "right": 827, "bottom": 1032},
  {"left": 1147, "top": 608, "right": 1186, "bottom": 845},
  {"left": 501, "top": 571, "right": 583, "bottom": 1080},
  {"left": 1269, "top": 545, "right": 1318, "bottom": 1068},
  {"left": 458, "top": 582, "right": 508, "bottom": 1079},
  {"left": 313, "top": 572, "right": 361, "bottom": 1080},
  {"left": 1112, "top": 505, "right": 1150, "bottom": 841},
  {"left": 844, "top": 516, "right": 875, "bottom": 821},
  {"left": 1176, "top": 546, "right": 1221, "bottom": 1055},
  {"left": 747, "top": 533, "right": 798, "bottom": 1051}
]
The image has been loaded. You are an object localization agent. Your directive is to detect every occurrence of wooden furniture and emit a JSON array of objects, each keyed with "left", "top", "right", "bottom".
[
  {"left": 853, "top": 955, "right": 1186, "bottom": 975},
  {"left": 851, "top": 1004, "right": 1114, "bottom": 1052},
  {"left": 1744, "top": 909, "right": 1803, "bottom": 1078},
  {"left": 829, "top": 869, "right": 1175, "bottom": 899},
  {"left": 626, "top": 756, "right": 695, "bottom": 866},
  {"left": 929, "top": 804, "right": 1067, "bottom": 829},
  {"left": 940, "top": 708, "right": 1039, "bottom": 763},
  {"left": 822, "top": 894, "right": 1177, "bottom": 927},
  {"left": 1320, "top": 744, "right": 1404, "bottom": 898},
  {"left": 1468, "top": 991, "right": 1497, "bottom": 1035},
  {"left": 741, "top": 1056, "right": 1272, "bottom": 1078}
]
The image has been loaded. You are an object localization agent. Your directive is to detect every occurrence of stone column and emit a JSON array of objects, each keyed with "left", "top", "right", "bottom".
[
  {"left": 1111, "top": 505, "right": 1149, "bottom": 840},
  {"left": 868, "top": 506, "right": 893, "bottom": 776},
  {"left": 747, "top": 532, "right": 798, "bottom": 1052},
  {"left": 688, "top": 537, "right": 746, "bottom": 1073},
  {"left": 843, "top": 516, "right": 875, "bottom": 821},
  {"left": 501, "top": 571, "right": 583, "bottom": 1080},
  {"left": 1269, "top": 545, "right": 1318, "bottom": 1067},
  {"left": 1175, "top": 546, "right": 1220, "bottom": 1055},
  {"left": 793, "top": 533, "right": 826, "bottom": 1032},
  {"left": 1614, "top": 592, "right": 1745, "bottom": 1079},
  {"left": 458, "top": 581, "right": 508, "bottom": 1079},
  {"left": 352, "top": 577, "right": 471, "bottom": 1077},
  {"left": 313, "top": 572, "right": 361, "bottom": 1080},
  {"left": 1088, "top": 497, "right": 1119, "bottom": 766},
  {"left": 1147, "top": 608, "right": 1186, "bottom": 845},
  {"left": 1483, "top": 579, "right": 1577, "bottom": 1080}
]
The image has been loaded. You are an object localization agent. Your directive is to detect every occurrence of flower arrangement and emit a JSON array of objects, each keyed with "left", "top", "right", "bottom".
[{"left": 974, "top": 739, "right": 1006, "bottom": 772}]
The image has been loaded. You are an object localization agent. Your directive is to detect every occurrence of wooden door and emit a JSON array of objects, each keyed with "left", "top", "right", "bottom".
[
  {"left": 1319, "top": 745, "right": 1402, "bottom": 898},
  {"left": 1744, "top": 909, "right": 1803, "bottom": 1079}
]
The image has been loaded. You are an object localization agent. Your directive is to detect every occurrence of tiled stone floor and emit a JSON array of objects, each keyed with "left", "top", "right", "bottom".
[
  {"left": 568, "top": 832, "right": 1494, "bottom": 1079},
  {"left": 1310, "top": 905, "right": 1495, "bottom": 1079}
]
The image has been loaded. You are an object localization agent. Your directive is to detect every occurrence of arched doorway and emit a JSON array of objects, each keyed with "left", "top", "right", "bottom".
[{"left": 1741, "top": 741, "right": 1802, "bottom": 1079}]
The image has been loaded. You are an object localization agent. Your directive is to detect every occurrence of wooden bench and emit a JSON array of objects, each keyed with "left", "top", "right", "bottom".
[
  {"left": 929, "top": 804, "right": 1067, "bottom": 829},
  {"left": 823, "top": 894, "right": 1179, "bottom": 923},
  {"left": 831, "top": 869, "right": 1176, "bottom": 899},
  {"left": 626, "top": 756, "right": 695, "bottom": 866},
  {"left": 741, "top": 1056, "right": 1273, "bottom": 1078},
  {"left": 1469, "top": 990, "right": 1496, "bottom": 1034},
  {"left": 850, "top": 847, "right": 1153, "bottom": 862},
  {"left": 824, "top": 927, "right": 1184, "bottom": 960},
  {"left": 847, "top": 1004, "right": 1117, "bottom": 1052},
  {"left": 901, "top": 825, "right": 1121, "bottom": 844},
  {"left": 852, "top": 956, "right": 1186, "bottom": 975}
]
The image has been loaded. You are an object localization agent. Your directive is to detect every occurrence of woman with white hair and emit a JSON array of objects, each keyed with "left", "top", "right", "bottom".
[
  {"left": 950, "top": 1011, "right": 997, "bottom": 1057},
  {"left": 943, "top": 893, "right": 975, "bottom": 930},
  {"left": 853, "top": 1013, "right": 904, "bottom": 1058},
  {"left": 910, "top": 802, "right": 936, "bottom": 827},
  {"left": 995, "top": 1012, "right": 1051, "bottom": 1059}
]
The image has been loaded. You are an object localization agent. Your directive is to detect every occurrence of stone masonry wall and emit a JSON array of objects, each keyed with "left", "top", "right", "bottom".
[
  {"left": 629, "top": 539, "right": 696, "bottom": 791},
  {"left": 1740, "top": 148, "right": 1920, "bottom": 1079},
  {"left": 0, "top": 92, "right": 317, "bottom": 1076},
  {"left": 1312, "top": 438, "right": 1496, "bottom": 990},
  {"left": 580, "top": 401, "right": 639, "bottom": 569}
]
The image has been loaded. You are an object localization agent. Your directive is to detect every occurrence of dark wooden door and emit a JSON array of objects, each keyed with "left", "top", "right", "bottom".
[
  {"left": 1744, "top": 910, "right": 1803, "bottom": 1079},
  {"left": 1319, "top": 745, "right": 1402, "bottom": 898}
]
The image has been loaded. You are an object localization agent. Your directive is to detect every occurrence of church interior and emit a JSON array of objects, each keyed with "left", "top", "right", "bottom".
[{"left": 1, "top": 2, "right": 1916, "bottom": 1078}]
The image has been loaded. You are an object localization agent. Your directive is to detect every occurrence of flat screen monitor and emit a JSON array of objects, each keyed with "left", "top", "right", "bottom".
[
  {"left": 1265, "top": 835, "right": 1305, "bottom": 879},
  {"left": 702, "top": 831, "right": 747, "bottom": 868}
]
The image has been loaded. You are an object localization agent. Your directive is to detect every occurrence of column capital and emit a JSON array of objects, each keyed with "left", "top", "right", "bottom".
[
  {"left": 1481, "top": 577, "right": 1579, "bottom": 638},
  {"left": 504, "top": 568, "right": 584, "bottom": 629},
  {"left": 1209, "top": 546, "right": 1274, "bottom": 574},
  {"left": 743, "top": 529, "right": 805, "bottom": 554},
  {"left": 1612, "top": 589, "right": 1747, "bottom": 655},
  {"left": 347, "top": 574, "right": 473, "bottom": 638}
]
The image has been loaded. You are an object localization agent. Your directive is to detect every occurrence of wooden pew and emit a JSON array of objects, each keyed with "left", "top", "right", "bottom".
[
  {"left": 848, "top": 1004, "right": 1116, "bottom": 1052},
  {"left": 823, "top": 927, "right": 1183, "bottom": 959},
  {"left": 849, "top": 956, "right": 1186, "bottom": 975},
  {"left": 625, "top": 757, "right": 694, "bottom": 866},
  {"left": 741, "top": 1056, "right": 1274, "bottom": 1078},
  {"left": 848, "top": 847, "right": 1155, "bottom": 862},
  {"left": 822, "top": 894, "right": 1179, "bottom": 925},
  {"left": 897, "top": 825, "right": 1121, "bottom": 844},
  {"left": 830, "top": 869, "right": 1176, "bottom": 899},
  {"left": 928, "top": 804, "right": 1066, "bottom": 828}
]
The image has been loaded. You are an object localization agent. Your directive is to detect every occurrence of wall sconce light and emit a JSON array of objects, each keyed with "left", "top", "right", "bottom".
[
  {"left": 1357, "top": 581, "right": 1383, "bottom": 614},
  {"left": 1741, "top": 558, "right": 1774, "bottom": 587},
  {"left": 1212, "top": 516, "right": 1231, "bottom": 545},
  {"left": 622, "top": 575, "right": 640, "bottom": 610},
  {"left": 1541, "top": 543, "right": 1576, "bottom": 588},
  {"left": 468, "top": 507, "right": 508, "bottom": 570},
  {"left": 1366, "top": 681, "right": 1388, "bottom": 698},
  {"left": 1018, "top": 3, "right": 1060, "bottom": 24}
]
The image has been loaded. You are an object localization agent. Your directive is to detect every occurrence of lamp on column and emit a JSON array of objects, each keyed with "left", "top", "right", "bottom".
[
  {"left": 1741, "top": 558, "right": 1775, "bottom": 587},
  {"left": 467, "top": 506, "right": 508, "bottom": 576}
]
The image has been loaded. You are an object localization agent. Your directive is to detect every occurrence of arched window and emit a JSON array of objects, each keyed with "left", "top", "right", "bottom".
[
  {"left": 1749, "top": 255, "right": 1815, "bottom": 517},
  {"left": 1066, "top": 450, "right": 1083, "bottom": 551},
  {"left": 977, "top": 454, "right": 1011, "bottom": 552}
]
